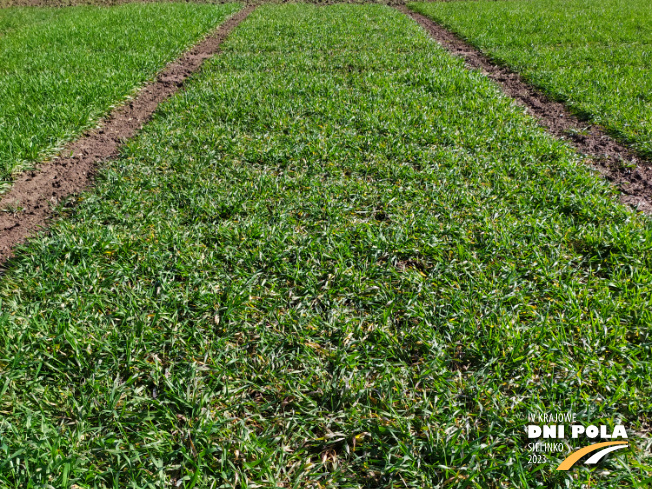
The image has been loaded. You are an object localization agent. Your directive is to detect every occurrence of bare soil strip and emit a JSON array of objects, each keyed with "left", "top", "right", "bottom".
[
  {"left": 400, "top": 6, "right": 652, "bottom": 215},
  {"left": 0, "top": 5, "right": 254, "bottom": 264}
]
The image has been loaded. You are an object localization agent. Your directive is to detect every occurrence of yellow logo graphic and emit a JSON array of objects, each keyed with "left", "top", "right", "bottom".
[{"left": 556, "top": 441, "right": 629, "bottom": 470}]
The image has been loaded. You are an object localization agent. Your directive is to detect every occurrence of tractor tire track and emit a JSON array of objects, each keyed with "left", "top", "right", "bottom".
[
  {"left": 0, "top": 5, "right": 255, "bottom": 264},
  {"left": 399, "top": 6, "right": 652, "bottom": 215}
]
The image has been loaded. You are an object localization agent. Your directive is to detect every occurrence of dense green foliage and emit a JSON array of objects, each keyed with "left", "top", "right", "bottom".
[
  {"left": 411, "top": 0, "right": 652, "bottom": 157},
  {"left": 0, "top": 4, "right": 650, "bottom": 487},
  {"left": 0, "top": 2, "right": 240, "bottom": 187}
]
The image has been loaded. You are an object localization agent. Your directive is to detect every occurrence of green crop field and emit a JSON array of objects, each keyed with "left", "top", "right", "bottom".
[
  {"left": 0, "top": 4, "right": 650, "bottom": 488},
  {"left": 410, "top": 0, "right": 652, "bottom": 158},
  {"left": 0, "top": 2, "right": 240, "bottom": 188},
  {"left": 0, "top": 7, "right": 65, "bottom": 34}
]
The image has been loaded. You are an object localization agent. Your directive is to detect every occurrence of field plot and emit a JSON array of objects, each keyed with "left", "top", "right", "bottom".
[
  {"left": 1, "top": 3, "right": 651, "bottom": 488},
  {"left": 0, "top": 2, "right": 240, "bottom": 187},
  {"left": 410, "top": 0, "right": 652, "bottom": 158}
]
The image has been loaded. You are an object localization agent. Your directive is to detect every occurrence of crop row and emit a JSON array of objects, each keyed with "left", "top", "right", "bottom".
[
  {"left": 411, "top": 0, "right": 652, "bottom": 158},
  {"left": 0, "top": 2, "right": 239, "bottom": 187}
]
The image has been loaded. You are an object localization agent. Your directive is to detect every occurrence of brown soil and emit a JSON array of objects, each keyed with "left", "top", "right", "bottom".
[
  {"left": 399, "top": 6, "right": 652, "bottom": 215},
  {"left": 0, "top": 6, "right": 255, "bottom": 264}
]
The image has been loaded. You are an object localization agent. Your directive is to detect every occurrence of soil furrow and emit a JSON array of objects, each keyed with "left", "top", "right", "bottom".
[
  {"left": 0, "top": 5, "right": 254, "bottom": 264},
  {"left": 399, "top": 6, "right": 652, "bottom": 215}
]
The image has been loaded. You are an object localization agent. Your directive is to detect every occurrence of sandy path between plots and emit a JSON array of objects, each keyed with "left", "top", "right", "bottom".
[
  {"left": 0, "top": 6, "right": 255, "bottom": 265},
  {"left": 399, "top": 6, "right": 652, "bottom": 215}
]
